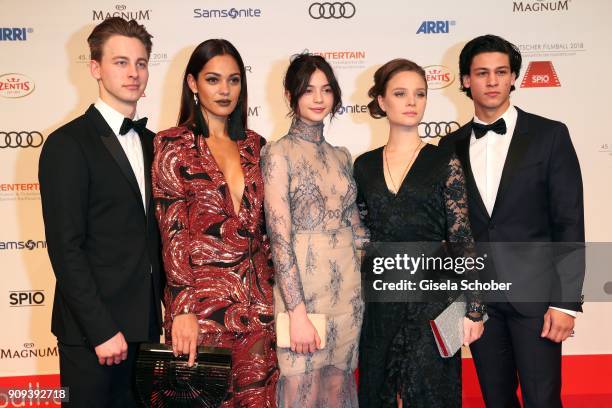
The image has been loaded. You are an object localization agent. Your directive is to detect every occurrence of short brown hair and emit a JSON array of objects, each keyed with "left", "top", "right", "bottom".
[
  {"left": 367, "top": 59, "right": 427, "bottom": 119},
  {"left": 87, "top": 17, "right": 153, "bottom": 62}
]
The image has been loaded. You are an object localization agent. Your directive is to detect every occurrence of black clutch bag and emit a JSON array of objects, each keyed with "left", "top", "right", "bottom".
[{"left": 135, "top": 343, "right": 232, "bottom": 407}]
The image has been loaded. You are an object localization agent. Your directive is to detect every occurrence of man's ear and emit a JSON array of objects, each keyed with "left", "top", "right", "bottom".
[
  {"left": 90, "top": 59, "right": 101, "bottom": 80},
  {"left": 462, "top": 74, "right": 471, "bottom": 91}
]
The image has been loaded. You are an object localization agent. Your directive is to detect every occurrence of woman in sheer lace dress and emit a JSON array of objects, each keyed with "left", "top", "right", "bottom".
[
  {"left": 353, "top": 59, "right": 485, "bottom": 407},
  {"left": 261, "top": 54, "right": 369, "bottom": 407}
]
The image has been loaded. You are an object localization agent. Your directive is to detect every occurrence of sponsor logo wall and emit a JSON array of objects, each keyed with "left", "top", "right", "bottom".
[{"left": 1, "top": 1, "right": 611, "bottom": 395}]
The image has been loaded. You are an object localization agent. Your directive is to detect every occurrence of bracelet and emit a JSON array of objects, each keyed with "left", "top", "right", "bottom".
[{"left": 465, "top": 312, "right": 484, "bottom": 322}]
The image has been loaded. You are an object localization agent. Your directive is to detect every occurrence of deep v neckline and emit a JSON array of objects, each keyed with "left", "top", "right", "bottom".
[
  {"left": 201, "top": 136, "right": 246, "bottom": 217},
  {"left": 380, "top": 143, "right": 429, "bottom": 197}
]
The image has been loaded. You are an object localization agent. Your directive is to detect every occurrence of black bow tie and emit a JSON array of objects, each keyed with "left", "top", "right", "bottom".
[
  {"left": 473, "top": 118, "right": 507, "bottom": 139},
  {"left": 119, "top": 117, "right": 148, "bottom": 136}
]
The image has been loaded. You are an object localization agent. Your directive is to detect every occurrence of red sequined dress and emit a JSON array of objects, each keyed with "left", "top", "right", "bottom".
[{"left": 152, "top": 126, "right": 278, "bottom": 407}]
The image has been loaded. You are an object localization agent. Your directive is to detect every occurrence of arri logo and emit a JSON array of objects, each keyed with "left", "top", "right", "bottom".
[
  {"left": 424, "top": 65, "right": 455, "bottom": 90},
  {"left": 416, "top": 20, "right": 455, "bottom": 34},
  {"left": 9, "top": 290, "right": 45, "bottom": 307},
  {"left": 0, "top": 27, "right": 33, "bottom": 41},
  {"left": 521, "top": 61, "right": 561, "bottom": 88},
  {"left": 0, "top": 73, "right": 34, "bottom": 98},
  {"left": 92, "top": 4, "right": 151, "bottom": 21},
  {"left": 513, "top": 0, "right": 570, "bottom": 12}
]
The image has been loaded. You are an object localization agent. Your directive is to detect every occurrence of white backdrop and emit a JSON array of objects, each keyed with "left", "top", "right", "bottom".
[{"left": 1, "top": 0, "right": 611, "bottom": 380}]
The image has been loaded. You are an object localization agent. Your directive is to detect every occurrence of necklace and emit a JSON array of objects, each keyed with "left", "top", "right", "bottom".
[{"left": 384, "top": 141, "right": 423, "bottom": 194}]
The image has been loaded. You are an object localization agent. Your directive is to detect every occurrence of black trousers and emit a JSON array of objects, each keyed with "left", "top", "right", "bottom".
[
  {"left": 470, "top": 302, "right": 562, "bottom": 408},
  {"left": 59, "top": 341, "right": 141, "bottom": 408},
  {"left": 58, "top": 285, "right": 160, "bottom": 407}
]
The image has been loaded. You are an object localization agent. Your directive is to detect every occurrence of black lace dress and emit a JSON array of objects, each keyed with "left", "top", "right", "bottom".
[{"left": 354, "top": 144, "right": 481, "bottom": 408}]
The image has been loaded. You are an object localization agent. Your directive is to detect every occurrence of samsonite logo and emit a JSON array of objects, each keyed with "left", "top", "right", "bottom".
[
  {"left": 416, "top": 20, "right": 455, "bottom": 34},
  {"left": 0, "top": 73, "right": 35, "bottom": 98},
  {"left": 0, "top": 27, "right": 33, "bottom": 41}
]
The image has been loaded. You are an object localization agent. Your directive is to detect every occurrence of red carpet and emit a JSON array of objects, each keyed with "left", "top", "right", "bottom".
[{"left": 1, "top": 355, "right": 610, "bottom": 406}]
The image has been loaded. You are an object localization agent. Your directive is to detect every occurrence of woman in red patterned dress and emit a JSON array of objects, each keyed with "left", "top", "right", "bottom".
[{"left": 152, "top": 39, "right": 278, "bottom": 407}]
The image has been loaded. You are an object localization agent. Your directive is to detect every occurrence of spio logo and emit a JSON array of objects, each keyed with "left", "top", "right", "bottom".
[
  {"left": 521, "top": 61, "right": 561, "bottom": 88},
  {"left": 424, "top": 65, "right": 455, "bottom": 90},
  {"left": 419, "top": 121, "right": 460, "bottom": 138},
  {"left": 416, "top": 20, "right": 455, "bottom": 34},
  {"left": 0, "top": 27, "right": 33, "bottom": 41},
  {"left": 0, "top": 131, "right": 45, "bottom": 148},
  {"left": 9, "top": 290, "right": 45, "bottom": 307},
  {"left": 0, "top": 73, "right": 35, "bottom": 98},
  {"left": 309, "top": 2, "right": 356, "bottom": 19}
]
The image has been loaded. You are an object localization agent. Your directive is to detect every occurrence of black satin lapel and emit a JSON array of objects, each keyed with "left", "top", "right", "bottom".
[
  {"left": 457, "top": 130, "right": 490, "bottom": 220},
  {"left": 490, "top": 112, "right": 532, "bottom": 219},
  {"left": 87, "top": 106, "right": 144, "bottom": 211},
  {"left": 139, "top": 131, "right": 153, "bottom": 216}
]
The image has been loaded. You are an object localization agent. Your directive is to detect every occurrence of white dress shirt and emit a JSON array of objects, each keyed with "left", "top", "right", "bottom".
[
  {"left": 94, "top": 99, "right": 147, "bottom": 213},
  {"left": 469, "top": 105, "right": 575, "bottom": 317}
]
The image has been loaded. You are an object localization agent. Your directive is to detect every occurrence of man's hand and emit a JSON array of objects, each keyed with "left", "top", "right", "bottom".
[
  {"left": 94, "top": 331, "right": 128, "bottom": 365},
  {"left": 172, "top": 313, "right": 199, "bottom": 367},
  {"left": 541, "top": 308, "right": 575, "bottom": 343}
]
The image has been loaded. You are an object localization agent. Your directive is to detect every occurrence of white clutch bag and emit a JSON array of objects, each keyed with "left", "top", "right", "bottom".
[
  {"left": 275, "top": 313, "right": 327, "bottom": 349},
  {"left": 429, "top": 295, "right": 488, "bottom": 358}
]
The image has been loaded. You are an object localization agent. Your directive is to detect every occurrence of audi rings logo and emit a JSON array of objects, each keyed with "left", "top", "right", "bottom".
[
  {"left": 0, "top": 131, "right": 44, "bottom": 148},
  {"left": 309, "top": 2, "right": 356, "bottom": 19},
  {"left": 418, "top": 122, "right": 460, "bottom": 138}
]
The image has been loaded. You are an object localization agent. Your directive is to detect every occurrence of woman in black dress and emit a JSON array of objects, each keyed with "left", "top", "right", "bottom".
[{"left": 354, "top": 59, "right": 485, "bottom": 407}]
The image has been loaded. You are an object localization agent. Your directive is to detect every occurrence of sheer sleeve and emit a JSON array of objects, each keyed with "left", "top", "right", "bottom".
[
  {"left": 152, "top": 131, "right": 197, "bottom": 320},
  {"left": 340, "top": 147, "right": 370, "bottom": 250},
  {"left": 443, "top": 153, "right": 485, "bottom": 317},
  {"left": 261, "top": 142, "right": 305, "bottom": 312}
]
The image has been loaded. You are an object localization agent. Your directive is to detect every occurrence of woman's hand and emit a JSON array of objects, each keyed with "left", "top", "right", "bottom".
[
  {"left": 463, "top": 317, "right": 484, "bottom": 346},
  {"left": 171, "top": 313, "right": 199, "bottom": 366},
  {"left": 288, "top": 303, "right": 321, "bottom": 354}
]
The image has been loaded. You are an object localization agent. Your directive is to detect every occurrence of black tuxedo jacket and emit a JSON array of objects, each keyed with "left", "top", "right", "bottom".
[
  {"left": 39, "top": 105, "right": 163, "bottom": 346},
  {"left": 439, "top": 107, "right": 584, "bottom": 316}
]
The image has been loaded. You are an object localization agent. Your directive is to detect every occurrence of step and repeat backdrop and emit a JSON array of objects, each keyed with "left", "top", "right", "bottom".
[{"left": 1, "top": 0, "right": 611, "bottom": 387}]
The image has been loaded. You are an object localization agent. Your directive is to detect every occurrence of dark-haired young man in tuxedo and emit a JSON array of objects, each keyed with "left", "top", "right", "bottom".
[
  {"left": 439, "top": 34, "right": 584, "bottom": 408},
  {"left": 39, "top": 17, "right": 163, "bottom": 407}
]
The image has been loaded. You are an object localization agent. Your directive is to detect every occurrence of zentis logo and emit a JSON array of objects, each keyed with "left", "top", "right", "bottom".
[
  {"left": 0, "top": 73, "right": 35, "bottom": 98},
  {"left": 521, "top": 61, "right": 561, "bottom": 88},
  {"left": 424, "top": 65, "right": 455, "bottom": 90},
  {"left": 416, "top": 20, "right": 455, "bottom": 34}
]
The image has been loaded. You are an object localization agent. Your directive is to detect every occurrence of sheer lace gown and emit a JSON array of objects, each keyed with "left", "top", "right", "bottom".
[
  {"left": 353, "top": 144, "right": 481, "bottom": 408},
  {"left": 261, "top": 119, "right": 369, "bottom": 407}
]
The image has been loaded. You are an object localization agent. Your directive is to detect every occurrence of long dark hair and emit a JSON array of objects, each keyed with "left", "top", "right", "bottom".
[
  {"left": 284, "top": 53, "right": 342, "bottom": 118},
  {"left": 177, "top": 39, "right": 248, "bottom": 140}
]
